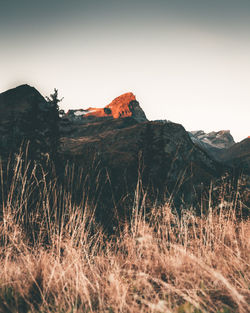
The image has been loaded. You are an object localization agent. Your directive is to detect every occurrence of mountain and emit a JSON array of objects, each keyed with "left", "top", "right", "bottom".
[
  {"left": 189, "top": 130, "right": 235, "bottom": 149},
  {"left": 189, "top": 130, "right": 235, "bottom": 160},
  {"left": 1, "top": 84, "right": 248, "bottom": 227},
  {"left": 58, "top": 92, "right": 229, "bottom": 221},
  {"left": 189, "top": 129, "right": 250, "bottom": 175},
  {"left": 60, "top": 93, "right": 221, "bottom": 187}
]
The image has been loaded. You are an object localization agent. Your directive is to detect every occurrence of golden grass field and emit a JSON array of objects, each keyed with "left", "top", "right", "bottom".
[{"left": 0, "top": 157, "right": 249, "bottom": 312}]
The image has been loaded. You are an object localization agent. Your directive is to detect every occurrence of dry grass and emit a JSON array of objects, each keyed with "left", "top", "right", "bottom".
[{"left": 0, "top": 157, "right": 249, "bottom": 312}]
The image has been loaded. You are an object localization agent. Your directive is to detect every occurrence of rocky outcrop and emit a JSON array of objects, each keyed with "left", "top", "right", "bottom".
[{"left": 65, "top": 92, "right": 147, "bottom": 123}]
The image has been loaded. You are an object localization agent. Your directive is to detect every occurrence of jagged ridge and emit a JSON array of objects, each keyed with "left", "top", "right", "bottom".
[{"left": 65, "top": 92, "right": 147, "bottom": 122}]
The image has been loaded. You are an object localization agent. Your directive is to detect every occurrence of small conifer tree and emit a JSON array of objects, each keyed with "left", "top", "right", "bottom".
[{"left": 45, "top": 89, "right": 63, "bottom": 172}]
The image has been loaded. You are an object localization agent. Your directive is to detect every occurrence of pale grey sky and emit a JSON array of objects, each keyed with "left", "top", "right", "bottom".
[{"left": 1, "top": 0, "right": 250, "bottom": 141}]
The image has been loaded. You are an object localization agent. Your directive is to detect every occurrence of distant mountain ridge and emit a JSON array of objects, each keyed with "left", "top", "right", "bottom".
[
  {"left": 189, "top": 129, "right": 235, "bottom": 149},
  {"left": 188, "top": 130, "right": 235, "bottom": 160},
  {"left": 188, "top": 129, "right": 250, "bottom": 174}
]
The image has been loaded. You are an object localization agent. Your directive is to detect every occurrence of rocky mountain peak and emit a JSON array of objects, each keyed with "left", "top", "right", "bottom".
[
  {"left": 66, "top": 92, "right": 147, "bottom": 122},
  {"left": 106, "top": 92, "right": 136, "bottom": 118}
]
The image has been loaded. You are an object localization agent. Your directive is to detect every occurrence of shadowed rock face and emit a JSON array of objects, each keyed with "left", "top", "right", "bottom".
[
  {"left": 0, "top": 84, "right": 48, "bottom": 121},
  {"left": 65, "top": 92, "right": 147, "bottom": 122},
  {"left": 0, "top": 84, "right": 62, "bottom": 167},
  {"left": 0, "top": 84, "right": 50, "bottom": 150},
  {"left": 218, "top": 138, "right": 250, "bottom": 174}
]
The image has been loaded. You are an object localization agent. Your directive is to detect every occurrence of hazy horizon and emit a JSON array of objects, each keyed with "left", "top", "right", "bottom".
[{"left": 1, "top": 0, "right": 250, "bottom": 142}]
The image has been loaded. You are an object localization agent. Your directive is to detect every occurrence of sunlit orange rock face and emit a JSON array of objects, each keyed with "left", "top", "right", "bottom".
[
  {"left": 106, "top": 92, "right": 136, "bottom": 118},
  {"left": 84, "top": 92, "right": 136, "bottom": 118}
]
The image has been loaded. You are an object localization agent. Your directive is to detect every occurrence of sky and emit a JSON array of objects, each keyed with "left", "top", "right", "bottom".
[{"left": 0, "top": 0, "right": 250, "bottom": 142}]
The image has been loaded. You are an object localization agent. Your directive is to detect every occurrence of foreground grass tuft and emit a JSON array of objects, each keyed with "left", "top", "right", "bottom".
[
  {"left": 0, "top": 158, "right": 249, "bottom": 312},
  {"left": 1, "top": 201, "right": 249, "bottom": 312}
]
